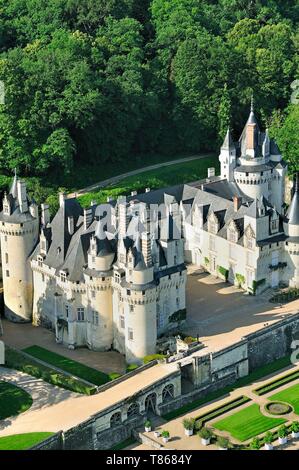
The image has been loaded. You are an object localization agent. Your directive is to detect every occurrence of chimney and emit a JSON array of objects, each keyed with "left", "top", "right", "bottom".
[
  {"left": 84, "top": 207, "right": 93, "bottom": 230},
  {"left": 233, "top": 196, "right": 242, "bottom": 212},
  {"left": 59, "top": 192, "right": 66, "bottom": 207},
  {"left": 246, "top": 124, "right": 255, "bottom": 150},
  {"left": 208, "top": 167, "right": 215, "bottom": 178},
  {"left": 41, "top": 204, "right": 50, "bottom": 227},
  {"left": 131, "top": 190, "right": 137, "bottom": 196},
  {"left": 68, "top": 216, "right": 74, "bottom": 235},
  {"left": 17, "top": 180, "right": 28, "bottom": 213}
]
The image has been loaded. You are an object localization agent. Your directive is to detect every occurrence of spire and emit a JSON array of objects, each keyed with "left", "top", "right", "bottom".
[
  {"left": 221, "top": 128, "right": 234, "bottom": 150},
  {"left": 9, "top": 168, "right": 18, "bottom": 198},
  {"left": 251, "top": 94, "right": 254, "bottom": 113},
  {"left": 287, "top": 173, "right": 299, "bottom": 225}
]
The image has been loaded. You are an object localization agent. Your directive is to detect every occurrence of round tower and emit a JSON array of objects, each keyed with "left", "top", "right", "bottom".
[
  {"left": 84, "top": 234, "right": 114, "bottom": 351},
  {"left": 0, "top": 176, "right": 39, "bottom": 322}
]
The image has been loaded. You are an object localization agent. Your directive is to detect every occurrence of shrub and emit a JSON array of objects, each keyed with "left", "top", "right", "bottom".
[
  {"left": 126, "top": 364, "right": 139, "bottom": 373},
  {"left": 290, "top": 422, "right": 299, "bottom": 433},
  {"left": 252, "top": 279, "right": 266, "bottom": 294},
  {"left": 182, "top": 418, "right": 195, "bottom": 431},
  {"left": 278, "top": 425, "right": 288, "bottom": 438},
  {"left": 217, "top": 266, "right": 229, "bottom": 281},
  {"left": 198, "top": 427, "right": 213, "bottom": 440},
  {"left": 143, "top": 354, "right": 166, "bottom": 364},
  {"left": 250, "top": 437, "right": 262, "bottom": 450},
  {"left": 217, "top": 436, "right": 229, "bottom": 449},
  {"left": 263, "top": 431, "right": 274, "bottom": 444},
  {"left": 235, "top": 273, "right": 245, "bottom": 287},
  {"left": 144, "top": 420, "right": 151, "bottom": 428},
  {"left": 161, "top": 430, "right": 170, "bottom": 438}
]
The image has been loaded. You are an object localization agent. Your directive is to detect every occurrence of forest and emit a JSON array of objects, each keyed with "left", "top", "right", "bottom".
[{"left": 0, "top": 0, "right": 298, "bottom": 195}]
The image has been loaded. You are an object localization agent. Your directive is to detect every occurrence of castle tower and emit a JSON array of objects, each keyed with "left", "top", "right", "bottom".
[
  {"left": 219, "top": 128, "right": 236, "bottom": 182},
  {"left": 234, "top": 102, "right": 286, "bottom": 210},
  {"left": 0, "top": 175, "right": 39, "bottom": 322},
  {"left": 284, "top": 174, "right": 299, "bottom": 288},
  {"left": 83, "top": 233, "right": 114, "bottom": 351}
]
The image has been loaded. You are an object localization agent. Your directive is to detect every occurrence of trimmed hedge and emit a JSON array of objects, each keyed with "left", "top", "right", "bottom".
[
  {"left": 143, "top": 354, "right": 166, "bottom": 364},
  {"left": 195, "top": 395, "right": 251, "bottom": 430},
  {"left": 217, "top": 266, "right": 229, "bottom": 281},
  {"left": 254, "top": 369, "right": 299, "bottom": 396},
  {"left": 5, "top": 346, "right": 96, "bottom": 395}
]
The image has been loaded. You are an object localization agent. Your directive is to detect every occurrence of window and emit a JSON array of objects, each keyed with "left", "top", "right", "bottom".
[
  {"left": 5, "top": 253, "right": 8, "bottom": 264},
  {"left": 60, "top": 272, "right": 67, "bottom": 283},
  {"left": 65, "top": 304, "right": 69, "bottom": 318},
  {"left": 38, "top": 255, "right": 43, "bottom": 267},
  {"left": 129, "top": 304, "right": 134, "bottom": 313},
  {"left": 77, "top": 307, "right": 85, "bottom": 321},
  {"left": 115, "top": 273, "right": 121, "bottom": 284},
  {"left": 246, "top": 237, "right": 254, "bottom": 250},
  {"left": 209, "top": 235, "right": 216, "bottom": 251},
  {"left": 174, "top": 255, "right": 177, "bottom": 265},
  {"left": 6, "top": 270, "right": 9, "bottom": 277},
  {"left": 128, "top": 328, "right": 134, "bottom": 341},
  {"left": 228, "top": 229, "right": 237, "bottom": 243},
  {"left": 42, "top": 273, "right": 45, "bottom": 283},
  {"left": 92, "top": 256, "right": 96, "bottom": 263},
  {"left": 246, "top": 251, "right": 254, "bottom": 267},
  {"left": 92, "top": 311, "right": 99, "bottom": 326},
  {"left": 127, "top": 289, "right": 131, "bottom": 296},
  {"left": 120, "top": 315, "right": 125, "bottom": 329},
  {"left": 91, "top": 290, "right": 96, "bottom": 299},
  {"left": 176, "top": 298, "right": 180, "bottom": 309},
  {"left": 4, "top": 236, "right": 7, "bottom": 242}
]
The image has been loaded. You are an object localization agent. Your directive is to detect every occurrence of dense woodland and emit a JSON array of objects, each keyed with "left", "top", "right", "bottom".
[{"left": 0, "top": 0, "right": 298, "bottom": 187}]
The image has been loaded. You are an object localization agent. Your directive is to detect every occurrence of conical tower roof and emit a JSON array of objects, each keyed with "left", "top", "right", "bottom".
[
  {"left": 287, "top": 173, "right": 299, "bottom": 225},
  {"left": 9, "top": 168, "right": 18, "bottom": 199},
  {"left": 222, "top": 128, "right": 234, "bottom": 150}
]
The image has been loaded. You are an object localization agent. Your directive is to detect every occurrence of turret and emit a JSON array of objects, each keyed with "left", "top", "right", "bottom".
[
  {"left": 219, "top": 128, "right": 236, "bottom": 182},
  {"left": 0, "top": 174, "right": 39, "bottom": 322},
  {"left": 284, "top": 174, "right": 299, "bottom": 288}
]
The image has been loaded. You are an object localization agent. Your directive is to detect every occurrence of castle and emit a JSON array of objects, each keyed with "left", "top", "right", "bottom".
[{"left": 0, "top": 104, "right": 298, "bottom": 363}]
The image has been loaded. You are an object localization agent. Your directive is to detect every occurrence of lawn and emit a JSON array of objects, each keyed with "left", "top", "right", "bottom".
[
  {"left": 270, "top": 383, "right": 299, "bottom": 415},
  {"left": 162, "top": 354, "right": 291, "bottom": 420},
  {"left": 5, "top": 346, "right": 96, "bottom": 395},
  {"left": 0, "top": 433, "right": 53, "bottom": 450},
  {"left": 0, "top": 381, "right": 33, "bottom": 420},
  {"left": 213, "top": 404, "right": 286, "bottom": 442},
  {"left": 78, "top": 156, "right": 219, "bottom": 208},
  {"left": 23, "top": 345, "right": 113, "bottom": 386}
]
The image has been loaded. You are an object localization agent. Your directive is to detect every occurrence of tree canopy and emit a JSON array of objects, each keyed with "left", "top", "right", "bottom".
[{"left": 0, "top": 0, "right": 297, "bottom": 179}]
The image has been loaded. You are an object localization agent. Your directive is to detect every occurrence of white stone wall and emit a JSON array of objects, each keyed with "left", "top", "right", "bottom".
[{"left": 1, "top": 218, "right": 39, "bottom": 322}]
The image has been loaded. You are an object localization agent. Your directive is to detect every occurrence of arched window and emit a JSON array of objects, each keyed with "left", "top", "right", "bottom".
[
  {"left": 127, "top": 403, "right": 139, "bottom": 418},
  {"left": 162, "top": 384, "right": 174, "bottom": 403},
  {"left": 110, "top": 412, "right": 122, "bottom": 428}
]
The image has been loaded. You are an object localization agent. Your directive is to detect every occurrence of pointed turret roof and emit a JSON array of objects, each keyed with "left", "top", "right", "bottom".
[
  {"left": 222, "top": 128, "right": 234, "bottom": 150},
  {"left": 287, "top": 174, "right": 299, "bottom": 225},
  {"left": 10, "top": 168, "right": 18, "bottom": 199}
]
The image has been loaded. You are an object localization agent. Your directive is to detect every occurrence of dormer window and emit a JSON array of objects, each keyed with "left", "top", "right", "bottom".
[
  {"left": 37, "top": 255, "right": 43, "bottom": 267},
  {"left": 208, "top": 213, "right": 219, "bottom": 235},
  {"left": 228, "top": 228, "right": 237, "bottom": 243},
  {"left": 60, "top": 271, "right": 67, "bottom": 283},
  {"left": 245, "top": 224, "right": 255, "bottom": 250},
  {"left": 3, "top": 204, "right": 10, "bottom": 216}
]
